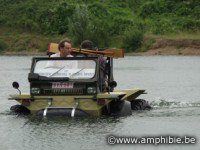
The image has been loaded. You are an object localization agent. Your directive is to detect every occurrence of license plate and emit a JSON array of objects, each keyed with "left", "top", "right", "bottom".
[{"left": 52, "top": 82, "right": 73, "bottom": 89}]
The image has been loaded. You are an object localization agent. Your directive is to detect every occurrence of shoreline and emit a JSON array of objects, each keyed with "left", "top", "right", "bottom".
[
  {"left": 0, "top": 51, "right": 46, "bottom": 56},
  {"left": 126, "top": 47, "right": 200, "bottom": 56},
  {"left": 1, "top": 47, "right": 200, "bottom": 56}
]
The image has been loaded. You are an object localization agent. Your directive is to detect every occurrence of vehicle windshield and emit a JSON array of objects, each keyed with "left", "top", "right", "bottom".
[{"left": 33, "top": 59, "right": 96, "bottom": 79}]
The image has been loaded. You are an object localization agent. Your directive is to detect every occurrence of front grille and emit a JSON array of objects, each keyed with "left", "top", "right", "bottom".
[{"left": 44, "top": 88, "right": 84, "bottom": 95}]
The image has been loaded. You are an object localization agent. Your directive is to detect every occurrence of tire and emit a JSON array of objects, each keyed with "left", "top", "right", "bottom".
[
  {"left": 131, "top": 99, "right": 152, "bottom": 110},
  {"left": 109, "top": 100, "right": 132, "bottom": 116},
  {"left": 10, "top": 104, "right": 30, "bottom": 115}
]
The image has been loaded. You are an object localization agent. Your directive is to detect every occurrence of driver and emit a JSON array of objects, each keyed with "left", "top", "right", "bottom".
[
  {"left": 46, "top": 38, "right": 77, "bottom": 68},
  {"left": 51, "top": 38, "right": 73, "bottom": 58}
]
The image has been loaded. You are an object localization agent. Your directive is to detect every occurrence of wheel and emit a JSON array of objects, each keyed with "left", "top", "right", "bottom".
[
  {"left": 10, "top": 104, "right": 30, "bottom": 115},
  {"left": 131, "top": 99, "right": 152, "bottom": 110},
  {"left": 109, "top": 100, "right": 132, "bottom": 116}
]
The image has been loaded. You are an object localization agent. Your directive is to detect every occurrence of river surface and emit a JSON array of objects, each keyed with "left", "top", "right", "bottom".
[{"left": 0, "top": 56, "right": 200, "bottom": 150}]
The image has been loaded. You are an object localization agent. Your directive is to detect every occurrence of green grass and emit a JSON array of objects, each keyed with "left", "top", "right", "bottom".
[
  {"left": 0, "top": 0, "right": 200, "bottom": 53},
  {"left": 147, "top": 32, "right": 200, "bottom": 40},
  {"left": 0, "top": 26, "right": 199, "bottom": 54},
  {"left": 0, "top": 26, "right": 68, "bottom": 53}
]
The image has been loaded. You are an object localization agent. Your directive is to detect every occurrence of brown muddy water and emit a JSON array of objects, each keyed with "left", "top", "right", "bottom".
[{"left": 0, "top": 56, "right": 200, "bottom": 150}]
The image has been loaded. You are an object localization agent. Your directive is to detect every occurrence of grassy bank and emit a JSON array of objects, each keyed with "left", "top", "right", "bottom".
[
  {"left": 0, "top": 26, "right": 65, "bottom": 54},
  {"left": 0, "top": 0, "right": 200, "bottom": 53},
  {"left": 1, "top": 26, "right": 200, "bottom": 56}
]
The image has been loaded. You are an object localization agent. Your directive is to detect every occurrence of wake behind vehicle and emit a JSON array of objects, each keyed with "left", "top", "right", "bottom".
[{"left": 9, "top": 44, "right": 151, "bottom": 117}]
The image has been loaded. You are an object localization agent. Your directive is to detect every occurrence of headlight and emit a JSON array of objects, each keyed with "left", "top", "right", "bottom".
[
  {"left": 87, "top": 87, "right": 97, "bottom": 94},
  {"left": 31, "top": 88, "right": 40, "bottom": 94}
]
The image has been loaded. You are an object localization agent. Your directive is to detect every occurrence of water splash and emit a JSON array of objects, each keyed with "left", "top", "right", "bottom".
[{"left": 150, "top": 97, "right": 200, "bottom": 109}]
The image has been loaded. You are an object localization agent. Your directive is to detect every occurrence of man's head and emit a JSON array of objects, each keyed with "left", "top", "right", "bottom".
[
  {"left": 80, "top": 40, "right": 96, "bottom": 57},
  {"left": 58, "top": 38, "right": 72, "bottom": 57},
  {"left": 80, "top": 40, "right": 94, "bottom": 49}
]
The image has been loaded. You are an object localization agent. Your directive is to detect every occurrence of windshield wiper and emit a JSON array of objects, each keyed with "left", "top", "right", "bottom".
[
  {"left": 48, "top": 66, "right": 65, "bottom": 77},
  {"left": 70, "top": 68, "right": 85, "bottom": 78}
]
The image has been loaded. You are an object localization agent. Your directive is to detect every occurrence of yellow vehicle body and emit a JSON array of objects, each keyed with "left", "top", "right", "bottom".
[{"left": 9, "top": 89, "right": 145, "bottom": 117}]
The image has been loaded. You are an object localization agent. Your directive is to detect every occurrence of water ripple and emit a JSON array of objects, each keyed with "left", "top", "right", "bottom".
[{"left": 150, "top": 98, "right": 200, "bottom": 109}]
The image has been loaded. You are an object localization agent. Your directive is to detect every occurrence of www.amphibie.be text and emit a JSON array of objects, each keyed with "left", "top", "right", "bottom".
[{"left": 107, "top": 135, "right": 196, "bottom": 145}]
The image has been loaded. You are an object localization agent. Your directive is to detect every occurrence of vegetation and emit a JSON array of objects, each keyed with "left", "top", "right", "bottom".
[{"left": 0, "top": 0, "right": 200, "bottom": 53}]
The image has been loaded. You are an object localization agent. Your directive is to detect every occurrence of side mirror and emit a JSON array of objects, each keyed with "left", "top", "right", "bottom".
[
  {"left": 12, "top": 81, "right": 19, "bottom": 89},
  {"left": 109, "top": 81, "right": 117, "bottom": 88},
  {"left": 12, "top": 81, "right": 21, "bottom": 95}
]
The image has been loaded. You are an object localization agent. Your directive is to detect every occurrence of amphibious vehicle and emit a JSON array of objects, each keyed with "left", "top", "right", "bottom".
[{"left": 9, "top": 44, "right": 151, "bottom": 117}]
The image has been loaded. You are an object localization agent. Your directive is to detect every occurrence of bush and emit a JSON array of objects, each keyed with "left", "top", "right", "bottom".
[
  {"left": 176, "top": 18, "right": 200, "bottom": 32},
  {"left": 152, "top": 17, "right": 176, "bottom": 34},
  {"left": 0, "top": 40, "right": 7, "bottom": 53},
  {"left": 122, "top": 27, "right": 144, "bottom": 52},
  {"left": 37, "top": 2, "right": 75, "bottom": 34},
  {"left": 68, "top": 4, "right": 91, "bottom": 46},
  {"left": 87, "top": 19, "right": 111, "bottom": 47},
  {"left": 139, "top": 0, "right": 164, "bottom": 18},
  {"left": 88, "top": 2, "right": 112, "bottom": 47},
  {"left": 68, "top": 3, "right": 111, "bottom": 47},
  {"left": 110, "top": 16, "right": 134, "bottom": 35}
]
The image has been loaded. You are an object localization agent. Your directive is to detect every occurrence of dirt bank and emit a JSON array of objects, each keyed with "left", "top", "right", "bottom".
[
  {"left": 126, "top": 38, "right": 200, "bottom": 56},
  {"left": 1, "top": 37, "right": 200, "bottom": 56}
]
